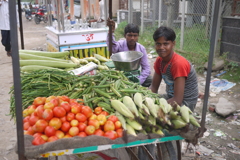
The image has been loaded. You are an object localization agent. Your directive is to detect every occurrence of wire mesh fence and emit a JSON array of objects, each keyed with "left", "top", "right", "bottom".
[{"left": 117, "top": 0, "right": 238, "bottom": 61}]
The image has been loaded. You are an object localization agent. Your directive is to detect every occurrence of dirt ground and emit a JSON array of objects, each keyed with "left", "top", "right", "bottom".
[{"left": 0, "top": 15, "right": 240, "bottom": 160}]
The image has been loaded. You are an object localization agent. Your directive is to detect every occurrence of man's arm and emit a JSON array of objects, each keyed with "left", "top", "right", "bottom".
[
  {"left": 106, "top": 18, "right": 120, "bottom": 53},
  {"left": 150, "top": 72, "right": 162, "bottom": 93},
  {"left": 167, "top": 77, "right": 185, "bottom": 106}
]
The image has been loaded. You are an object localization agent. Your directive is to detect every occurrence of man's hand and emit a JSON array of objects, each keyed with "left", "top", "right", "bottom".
[{"left": 107, "top": 18, "right": 115, "bottom": 32}]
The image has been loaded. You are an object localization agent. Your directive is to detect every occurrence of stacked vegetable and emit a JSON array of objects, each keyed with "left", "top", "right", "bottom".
[
  {"left": 19, "top": 50, "right": 110, "bottom": 72},
  {"left": 23, "top": 96, "right": 124, "bottom": 145},
  {"left": 10, "top": 69, "right": 200, "bottom": 143}
]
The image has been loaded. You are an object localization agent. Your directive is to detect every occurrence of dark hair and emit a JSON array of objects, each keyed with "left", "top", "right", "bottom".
[
  {"left": 124, "top": 23, "right": 139, "bottom": 35},
  {"left": 153, "top": 26, "right": 176, "bottom": 42}
]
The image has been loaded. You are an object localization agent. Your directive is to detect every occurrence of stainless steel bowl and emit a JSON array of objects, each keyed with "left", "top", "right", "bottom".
[{"left": 110, "top": 51, "right": 143, "bottom": 71}]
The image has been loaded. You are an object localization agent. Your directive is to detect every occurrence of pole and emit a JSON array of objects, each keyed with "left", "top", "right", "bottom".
[
  {"left": 158, "top": 0, "right": 162, "bottom": 27},
  {"left": 199, "top": 0, "right": 221, "bottom": 137},
  {"left": 180, "top": 0, "right": 186, "bottom": 50},
  {"left": 17, "top": 0, "right": 24, "bottom": 49},
  {"left": 108, "top": 0, "right": 112, "bottom": 56},
  {"left": 140, "top": 0, "right": 143, "bottom": 34},
  {"left": 9, "top": 0, "right": 26, "bottom": 159}
]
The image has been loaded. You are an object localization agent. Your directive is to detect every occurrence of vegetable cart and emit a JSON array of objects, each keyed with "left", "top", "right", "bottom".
[
  {"left": 45, "top": 0, "right": 110, "bottom": 58},
  {"left": 10, "top": 0, "right": 221, "bottom": 159}
]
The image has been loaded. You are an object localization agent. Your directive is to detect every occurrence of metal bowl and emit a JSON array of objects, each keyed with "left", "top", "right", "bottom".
[{"left": 110, "top": 51, "right": 143, "bottom": 71}]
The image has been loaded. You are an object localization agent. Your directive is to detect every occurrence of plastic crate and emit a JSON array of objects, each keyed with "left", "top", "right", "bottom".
[
  {"left": 104, "top": 61, "right": 115, "bottom": 68},
  {"left": 124, "top": 71, "right": 140, "bottom": 83}
]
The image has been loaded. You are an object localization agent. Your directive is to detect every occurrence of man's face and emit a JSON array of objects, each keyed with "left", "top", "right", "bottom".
[
  {"left": 155, "top": 36, "right": 175, "bottom": 59},
  {"left": 125, "top": 32, "right": 139, "bottom": 47}
]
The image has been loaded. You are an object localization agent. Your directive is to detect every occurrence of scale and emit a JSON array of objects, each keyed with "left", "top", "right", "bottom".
[{"left": 104, "top": 60, "right": 140, "bottom": 83}]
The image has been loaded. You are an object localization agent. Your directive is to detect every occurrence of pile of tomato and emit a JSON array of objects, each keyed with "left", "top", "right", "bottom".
[{"left": 23, "top": 96, "right": 123, "bottom": 145}]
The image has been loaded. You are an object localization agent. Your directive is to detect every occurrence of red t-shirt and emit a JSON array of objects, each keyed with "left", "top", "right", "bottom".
[{"left": 154, "top": 52, "right": 190, "bottom": 79}]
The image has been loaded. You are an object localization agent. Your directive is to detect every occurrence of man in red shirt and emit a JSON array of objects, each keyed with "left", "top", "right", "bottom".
[{"left": 150, "top": 26, "right": 198, "bottom": 111}]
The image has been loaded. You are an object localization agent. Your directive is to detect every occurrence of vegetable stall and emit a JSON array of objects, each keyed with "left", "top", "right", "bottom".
[
  {"left": 45, "top": 0, "right": 110, "bottom": 59},
  {"left": 9, "top": 0, "right": 221, "bottom": 159}
]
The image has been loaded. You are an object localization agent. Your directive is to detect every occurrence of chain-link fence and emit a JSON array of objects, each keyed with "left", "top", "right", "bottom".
[{"left": 117, "top": 0, "right": 238, "bottom": 65}]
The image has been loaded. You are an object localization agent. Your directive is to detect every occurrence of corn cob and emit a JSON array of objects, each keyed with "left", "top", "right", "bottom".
[
  {"left": 180, "top": 105, "right": 190, "bottom": 123},
  {"left": 70, "top": 56, "right": 80, "bottom": 65},
  {"left": 126, "top": 118, "right": 142, "bottom": 130},
  {"left": 159, "top": 98, "right": 172, "bottom": 114},
  {"left": 133, "top": 92, "right": 143, "bottom": 109},
  {"left": 126, "top": 124, "right": 137, "bottom": 136},
  {"left": 189, "top": 115, "right": 200, "bottom": 127},
  {"left": 145, "top": 97, "right": 157, "bottom": 118},
  {"left": 152, "top": 128, "right": 164, "bottom": 136},
  {"left": 123, "top": 96, "right": 139, "bottom": 117},
  {"left": 142, "top": 104, "right": 150, "bottom": 115},
  {"left": 169, "top": 110, "right": 180, "bottom": 120},
  {"left": 111, "top": 100, "right": 134, "bottom": 118},
  {"left": 94, "top": 53, "right": 109, "bottom": 62},
  {"left": 171, "top": 118, "right": 187, "bottom": 129}
]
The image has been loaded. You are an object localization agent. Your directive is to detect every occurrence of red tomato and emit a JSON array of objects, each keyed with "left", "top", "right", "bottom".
[
  {"left": 89, "top": 114, "right": 97, "bottom": 120},
  {"left": 33, "top": 97, "right": 46, "bottom": 106},
  {"left": 59, "top": 96, "right": 70, "bottom": 102},
  {"left": 33, "top": 133, "right": 42, "bottom": 138},
  {"left": 66, "top": 112, "right": 75, "bottom": 122},
  {"left": 94, "top": 107, "right": 102, "bottom": 115},
  {"left": 63, "top": 134, "right": 72, "bottom": 138},
  {"left": 53, "top": 106, "right": 66, "bottom": 118},
  {"left": 49, "top": 118, "right": 62, "bottom": 130},
  {"left": 55, "top": 130, "right": 65, "bottom": 139},
  {"left": 78, "top": 132, "right": 87, "bottom": 137},
  {"left": 114, "top": 121, "right": 122, "bottom": 130},
  {"left": 60, "top": 102, "right": 71, "bottom": 113},
  {"left": 43, "top": 102, "right": 55, "bottom": 110},
  {"left": 44, "top": 126, "right": 56, "bottom": 137},
  {"left": 27, "top": 105, "right": 37, "bottom": 115},
  {"left": 99, "top": 111, "right": 109, "bottom": 116},
  {"left": 47, "top": 136, "right": 59, "bottom": 142},
  {"left": 50, "top": 98, "right": 59, "bottom": 107},
  {"left": 116, "top": 128, "right": 123, "bottom": 138},
  {"left": 104, "top": 121, "right": 115, "bottom": 132},
  {"left": 61, "top": 121, "right": 71, "bottom": 133},
  {"left": 41, "top": 135, "right": 48, "bottom": 142},
  {"left": 26, "top": 126, "right": 35, "bottom": 135},
  {"left": 23, "top": 116, "right": 30, "bottom": 123},
  {"left": 81, "top": 106, "right": 93, "bottom": 118},
  {"left": 42, "top": 109, "right": 54, "bottom": 121},
  {"left": 69, "top": 99, "right": 78, "bottom": 105},
  {"left": 108, "top": 115, "right": 119, "bottom": 123},
  {"left": 28, "top": 115, "right": 39, "bottom": 126},
  {"left": 104, "top": 131, "right": 118, "bottom": 140},
  {"left": 78, "top": 122, "right": 87, "bottom": 132},
  {"left": 60, "top": 116, "right": 67, "bottom": 123},
  {"left": 75, "top": 113, "right": 87, "bottom": 122},
  {"left": 71, "top": 104, "right": 82, "bottom": 114},
  {"left": 70, "top": 119, "right": 79, "bottom": 127},
  {"left": 88, "top": 119, "right": 100, "bottom": 129},
  {"left": 45, "top": 96, "right": 57, "bottom": 103},
  {"left": 68, "top": 127, "right": 79, "bottom": 137},
  {"left": 32, "top": 136, "right": 46, "bottom": 145},
  {"left": 94, "top": 129, "right": 104, "bottom": 136},
  {"left": 35, "top": 105, "right": 44, "bottom": 119},
  {"left": 34, "top": 119, "right": 48, "bottom": 133},
  {"left": 85, "top": 125, "right": 96, "bottom": 135},
  {"left": 96, "top": 114, "right": 107, "bottom": 125},
  {"left": 23, "top": 122, "right": 31, "bottom": 131}
]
